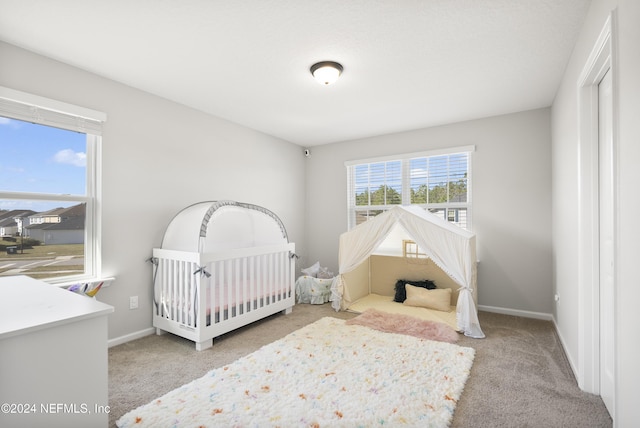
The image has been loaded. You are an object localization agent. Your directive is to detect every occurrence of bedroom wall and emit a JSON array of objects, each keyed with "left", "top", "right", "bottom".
[
  {"left": 305, "top": 108, "right": 552, "bottom": 316},
  {"left": 551, "top": 0, "right": 640, "bottom": 424},
  {"left": 0, "top": 41, "right": 307, "bottom": 342}
]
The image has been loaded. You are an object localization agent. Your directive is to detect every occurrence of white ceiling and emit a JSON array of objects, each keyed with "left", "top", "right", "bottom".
[{"left": 0, "top": 0, "right": 591, "bottom": 146}]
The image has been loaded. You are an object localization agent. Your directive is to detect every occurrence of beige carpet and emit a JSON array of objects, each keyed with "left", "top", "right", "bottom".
[{"left": 109, "top": 304, "right": 612, "bottom": 427}]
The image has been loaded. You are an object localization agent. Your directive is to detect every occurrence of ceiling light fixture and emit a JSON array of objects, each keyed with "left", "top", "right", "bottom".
[{"left": 310, "top": 61, "right": 343, "bottom": 85}]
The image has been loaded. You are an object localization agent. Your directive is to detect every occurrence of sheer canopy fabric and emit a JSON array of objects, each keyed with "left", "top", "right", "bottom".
[
  {"left": 161, "top": 201, "right": 289, "bottom": 253},
  {"left": 330, "top": 206, "right": 484, "bottom": 338}
]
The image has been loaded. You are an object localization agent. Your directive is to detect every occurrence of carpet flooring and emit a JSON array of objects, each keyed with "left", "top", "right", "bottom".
[{"left": 109, "top": 304, "right": 612, "bottom": 427}]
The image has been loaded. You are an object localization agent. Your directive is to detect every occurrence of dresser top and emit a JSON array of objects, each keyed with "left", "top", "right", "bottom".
[{"left": 0, "top": 275, "right": 114, "bottom": 340}]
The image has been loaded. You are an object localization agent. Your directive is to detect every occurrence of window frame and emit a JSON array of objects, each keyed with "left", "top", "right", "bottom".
[
  {"left": 0, "top": 86, "right": 106, "bottom": 285},
  {"left": 345, "top": 145, "right": 474, "bottom": 230}
]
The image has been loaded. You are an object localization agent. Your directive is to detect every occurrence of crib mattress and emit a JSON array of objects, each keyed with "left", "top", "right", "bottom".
[{"left": 346, "top": 293, "right": 459, "bottom": 331}]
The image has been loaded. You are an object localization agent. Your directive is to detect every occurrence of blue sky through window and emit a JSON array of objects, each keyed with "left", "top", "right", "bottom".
[{"left": 0, "top": 116, "right": 86, "bottom": 212}]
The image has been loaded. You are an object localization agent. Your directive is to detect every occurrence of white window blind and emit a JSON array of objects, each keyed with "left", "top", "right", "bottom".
[{"left": 346, "top": 146, "right": 474, "bottom": 230}]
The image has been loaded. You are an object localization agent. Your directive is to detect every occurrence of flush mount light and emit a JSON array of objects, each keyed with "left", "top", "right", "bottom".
[{"left": 310, "top": 61, "right": 343, "bottom": 85}]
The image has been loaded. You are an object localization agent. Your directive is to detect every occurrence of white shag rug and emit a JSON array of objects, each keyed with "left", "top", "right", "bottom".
[{"left": 116, "top": 317, "right": 475, "bottom": 427}]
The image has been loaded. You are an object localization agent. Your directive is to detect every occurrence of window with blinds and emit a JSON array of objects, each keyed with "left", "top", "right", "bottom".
[
  {"left": 0, "top": 86, "right": 106, "bottom": 284},
  {"left": 346, "top": 146, "right": 473, "bottom": 230}
]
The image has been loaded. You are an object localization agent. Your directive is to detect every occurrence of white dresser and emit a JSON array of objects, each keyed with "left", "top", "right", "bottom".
[{"left": 0, "top": 275, "right": 114, "bottom": 428}]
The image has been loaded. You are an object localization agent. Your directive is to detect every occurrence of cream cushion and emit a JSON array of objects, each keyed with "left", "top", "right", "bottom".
[{"left": 403, "top": 284, "right": 452, "bottom": 312}]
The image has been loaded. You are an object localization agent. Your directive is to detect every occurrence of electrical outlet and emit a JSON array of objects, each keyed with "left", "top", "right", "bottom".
[{"left": 129, "top": 295, "right": 139, "bottom": 310}]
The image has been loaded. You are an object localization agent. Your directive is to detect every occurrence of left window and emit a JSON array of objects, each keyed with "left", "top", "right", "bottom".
[{"left": 0, "top": 86, "right": 106, "bottom": 284}]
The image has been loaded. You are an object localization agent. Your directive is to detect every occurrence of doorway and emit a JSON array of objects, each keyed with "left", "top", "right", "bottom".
[
  {"left": 597, "top": 68, "right": 614, "bottom": 416},
  {"left": 576, "top": 14, "right": 616, "bottom": 420}
]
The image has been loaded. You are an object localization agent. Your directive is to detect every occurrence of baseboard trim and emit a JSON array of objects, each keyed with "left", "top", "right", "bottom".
[
  {"left": 108, "top": 327, "right": 155, "bottom": 348},
  {"left": 550, "top": 316, "right": 580, "bottom": 382},
  {"left": 478, "top": 304, "right": 553, "bottom": 321}
]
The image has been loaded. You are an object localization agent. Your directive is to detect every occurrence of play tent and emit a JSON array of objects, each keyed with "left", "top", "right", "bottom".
[{"left": 330, "top": 205, "right": 484, "bottom": 338}]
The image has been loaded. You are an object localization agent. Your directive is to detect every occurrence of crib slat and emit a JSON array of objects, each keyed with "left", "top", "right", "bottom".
[
  {"left": 263, "top": 253, "right": 269, "bottom": 305},
  {"left": 258, "top": 255, "right": 262, "bottom": 308},
  {"left": 162, "top": 259, "right": 169, "bottom": 319},
  {"left": 174, "top": 260, "right": 180, "bottom": 324},
  {"left": 264, "top": 254, "right": 268, "bottom": 307},
  {"left": 177, "top": 260, "right": 183, "bottom": 324},
  {"left": 250, "top": 256, "right": 254, "bottom": 311},
  {"left": 228, "top": 259, "right": 234, "bottom": 320},
  {"left": 174, "top": 260, "right": 179, "bottom": 323},
  {"left": 188, "top": 261, "right": 196, "bottom": 327},
  {"left": 217, "top": 262, "right": 222, "bottom": 320},
  {"left": 234, "top": 257, "right": 240, "bottom": 318},
  {"left": 179, "top": 261, "right": 185, "bottom": 324},
  {"left": 218, "top": 260, "right": 224, "bottom": 323},
  {"left": 176, "top": 260, "right": 182, "bottom": 323},
  {"left": 276, "top": 251, "right": 282, "bottom": 301},
  {"left": 161, "top": 259, "right": 166, "bottom": 318},
  {"left": 269, "top": 252, "right": 275, "bottom": 304},
  {"left": 226, "top": 259, "right": 232, "bottom": 320},
  {"left": 170, "top": 259, "right": 176, "bottom": 321},
  {"left": 242, "top": 256, "right": 248, "bottom": 314}
]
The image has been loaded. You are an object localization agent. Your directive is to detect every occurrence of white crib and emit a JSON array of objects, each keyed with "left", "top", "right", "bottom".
[{"left": 152, "top": 201, "right": 296, "bottom": 350}]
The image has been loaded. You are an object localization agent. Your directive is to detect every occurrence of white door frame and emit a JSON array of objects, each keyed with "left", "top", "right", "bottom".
[{"left": 576, "top": 12, "right": 618, "bottom": 411}]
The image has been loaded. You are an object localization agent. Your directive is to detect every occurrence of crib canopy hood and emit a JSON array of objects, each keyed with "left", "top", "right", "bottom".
[
  {"left": 331, "top": 205, "right": 484, "bottom": 338},
  {"left": 161, "top": 201, "right": 289, "bottom": 253}
]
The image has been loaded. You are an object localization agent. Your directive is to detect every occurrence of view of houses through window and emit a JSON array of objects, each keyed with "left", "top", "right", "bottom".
[
  {"left": 0, "top": 202, "right": 86, "bottom": 279},
  {"left": 0, "top": 114, "right": 94, "bottom": 281}
]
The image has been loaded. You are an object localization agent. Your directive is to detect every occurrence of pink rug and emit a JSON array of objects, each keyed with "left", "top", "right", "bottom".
[{"left": 346, "top": 308, "right": 459, "bottom": 343}]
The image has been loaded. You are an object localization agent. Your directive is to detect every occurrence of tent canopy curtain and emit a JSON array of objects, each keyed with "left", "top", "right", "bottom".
[{"left": 330, "top": 205, "right": 484, "bottom": 338}]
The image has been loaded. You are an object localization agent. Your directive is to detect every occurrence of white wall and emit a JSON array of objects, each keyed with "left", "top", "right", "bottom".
[
  {"left": 0, "top": 41, "right": 307, "bottom": 341},
  {"left": 305, "top": 108, "right": 552, "bottom": 315},
  {"left": 552, "top": 0, "right": 640, "bottom": 425}
]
